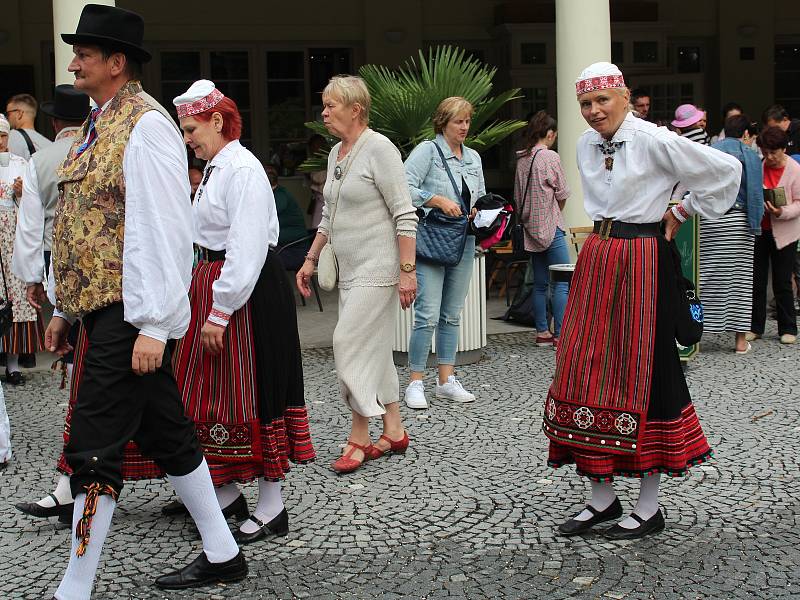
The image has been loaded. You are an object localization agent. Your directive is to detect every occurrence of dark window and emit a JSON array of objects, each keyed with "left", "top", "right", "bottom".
[
  {"left": 677, "top": 46, "right": 701, "bottom": 73},
  {"left": 775, "top": 44, "right": 800, "bottom": 116},
  {"left": 520, "top": 87, "right": 549, "bottom": 119},
  {"left": 633, "top": 41, "right": 658, "bottom": 64},
  {"left": 309, "top": 48, "right": 352, "bottom": 117},
  {"left": 739, "top": 47, "right": 755, "bottom": 61},
  {"left": 611, "top": 42, "right": 624, "bottom": 65},
  {"left": 521, "top": 43, "right": 547, "bottom": 65}
]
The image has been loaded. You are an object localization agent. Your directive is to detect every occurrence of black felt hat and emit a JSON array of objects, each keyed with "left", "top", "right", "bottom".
[
  {"left": 39, "top": 85, "right": 91, "bottom": 122},
  {"left": 61, "top": 4, "right": 152, "bottom": 63}
]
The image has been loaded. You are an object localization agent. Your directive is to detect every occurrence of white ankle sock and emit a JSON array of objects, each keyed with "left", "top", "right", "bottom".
[
  {"left": 574, "top": 480, "right": 617, "bottom": 522},
  {"left": 167, "top": 459, "right": 239, "bottom": 563},
  {"left": 239, "top": 479, "right": 283, "bottom": 534},
  {"left": 38, "top": 474, "right": 74, "bottom": 508},
  {"left": 6, "top": 354, "right": 19, "bottom": 372},
  {"left": 54, "top": 494, "right": 115, "bottom": 600},
  {"left": 619, "top": 473, "right": 661, "bottom": 529},
  {"left": 214, "top": 482, "right": 241, "bottom": 510}
]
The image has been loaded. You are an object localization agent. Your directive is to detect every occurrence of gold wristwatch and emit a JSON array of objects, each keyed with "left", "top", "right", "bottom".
[{"left": 400, "top": 263, "right": 416, "bottom": 273}]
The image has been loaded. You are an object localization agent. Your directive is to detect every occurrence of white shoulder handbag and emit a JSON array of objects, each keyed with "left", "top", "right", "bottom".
[{"left": 318, "top": 129, "right": 372, "bottom": 291}]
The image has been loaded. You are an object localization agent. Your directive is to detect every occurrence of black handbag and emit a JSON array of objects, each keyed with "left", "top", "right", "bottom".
[
  {"left": 669, "top": 240, "right": 703, "bottom": 346},
  {"left": 415, "top": 142, "right": 469, "bottom": 266},
  {"left": 510, "top": 149, "right": 543, "bottom": 259},
  {"left": 0, "top": 245, "right": 14, "bottom": 338}
]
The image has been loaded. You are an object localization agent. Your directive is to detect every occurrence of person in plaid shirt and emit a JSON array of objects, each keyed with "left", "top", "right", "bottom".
[{"left": 514, "top": 110, "right": 571, "bottom": 347}]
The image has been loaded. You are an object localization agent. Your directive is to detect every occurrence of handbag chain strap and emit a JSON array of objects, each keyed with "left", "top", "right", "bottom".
[
  {"left": 518, "top": 148, "right": 543, "bottom": 218},
  {"left": 431, "top": 141, "right": 467, "bottom": 213},
  {"left": 327, "top": 128, "right": 373, "bottom": 245}
]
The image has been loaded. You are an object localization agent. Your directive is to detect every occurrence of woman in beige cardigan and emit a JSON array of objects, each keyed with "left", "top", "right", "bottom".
[{"left": 297, "top": 76, "right": 418, "bottom": 474}]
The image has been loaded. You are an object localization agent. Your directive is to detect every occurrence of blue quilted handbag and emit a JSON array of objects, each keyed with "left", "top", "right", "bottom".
[{"left": 415, "top": 142, "right": 469, "bottom": 266}]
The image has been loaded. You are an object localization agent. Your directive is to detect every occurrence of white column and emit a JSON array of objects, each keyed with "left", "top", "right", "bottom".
[
  {"left": 52, "top": 0, "right": 115, "bottom": 85},
  {"left": 555, "top": 0, "right": 612, "bottom": 251}
]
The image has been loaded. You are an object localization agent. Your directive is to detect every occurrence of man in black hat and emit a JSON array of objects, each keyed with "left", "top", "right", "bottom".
[{"left": 45, "top": 5, "right": 246, "bottom": 599}]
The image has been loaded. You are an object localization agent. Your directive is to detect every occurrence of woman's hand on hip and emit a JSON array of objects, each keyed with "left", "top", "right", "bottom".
[
  {"left": 200, "top": 320, "right": 225, "bottom": 355},
  {"left": 296, "top": 260, "right": 316, "bottom": 298},
  {"left": 399, "top": 271, "right": 417, "bottom": 310},
  {"left": 662, "top": 208, "right": 682, "bottom": 241}
]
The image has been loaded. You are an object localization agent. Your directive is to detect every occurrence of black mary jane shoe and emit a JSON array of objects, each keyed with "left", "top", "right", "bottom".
[
  {"left": 603, "top": 509, "right": 665, "bottom": 540},
  {"left": 233, "top": 508, "right": 289, "bottom": 545},
  {"left": 15, "top": 494, "right": 74, "bottom": 519},
  {"left": 5, "top": 369, "right": 23, "bottom": 385},
  {"left": 154, "top": 550, "right": 248, "bottom": 590},
  {"left": 168, "top": 493, "right": 249, "bottom": 520},
  {"left": 557, "top": 498, "right": 623, "bottom": 536}
]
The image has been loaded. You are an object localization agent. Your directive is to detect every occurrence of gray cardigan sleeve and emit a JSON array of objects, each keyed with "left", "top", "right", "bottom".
[
  {"left": 370, "top": 137, "right": 418, "bottom": 238},
  {"left": 316, "top": 144, "right": 338, "bottom": 238}
]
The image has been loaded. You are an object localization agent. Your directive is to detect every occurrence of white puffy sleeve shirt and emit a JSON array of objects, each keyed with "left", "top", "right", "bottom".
[
  {"left": 12, "top": 158, "right": 45, "bottom": 283},
  {"left": 53, "top": 111, "right": 194, "bottom": 342},
  {"left": 577, "top": 112, "right": 742, "bottom": 223},
  {"left": 192, "top": 140, "right": 279, "bottom": 326}
]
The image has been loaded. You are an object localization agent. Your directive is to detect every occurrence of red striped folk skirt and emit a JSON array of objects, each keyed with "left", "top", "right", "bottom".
[
  {"left": 1, "top": 316, "right": 45, "bottom": 354},
  {"left": 172, "top": 252, "right": 315, "bottom": 486},
  {"left": 544, "top": 234, "right": 712, "bottom": 481},
  {"left": 57, "top": 324, "right": 163, "bottom": 480}
]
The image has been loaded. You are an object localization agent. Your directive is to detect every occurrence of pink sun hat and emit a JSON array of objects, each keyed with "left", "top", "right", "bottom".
[{"left": 671, "top": 104, "right": 704, "bottom": 128}]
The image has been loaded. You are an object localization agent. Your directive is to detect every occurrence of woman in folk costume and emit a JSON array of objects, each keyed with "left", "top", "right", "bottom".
[
  {"left": 0, "top": 114, "right": 45, "bottom": 385},
  {"left": 543, "top": 63, "right": 741, "bottom": 539},
  {"left": 170, "top": 80, "right": 315, "bottom": 544}
]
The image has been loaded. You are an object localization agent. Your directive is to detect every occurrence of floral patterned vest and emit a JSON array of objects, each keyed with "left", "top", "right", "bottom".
[{"left": 52, "top": 81, "right": 154, "bottom": 315}]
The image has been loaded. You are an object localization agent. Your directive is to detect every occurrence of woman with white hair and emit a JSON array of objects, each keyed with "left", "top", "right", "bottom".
[
  {"left": 296, "top": 75, "right": 418, "bottom": 474},
  {"left": 542, "top": 63, "right": 741, "bottom": 539}
]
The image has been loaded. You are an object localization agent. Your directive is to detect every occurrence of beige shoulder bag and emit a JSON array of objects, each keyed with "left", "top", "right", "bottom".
[{"left": 318, "top": 129, "right": 372, "bottom": 291}]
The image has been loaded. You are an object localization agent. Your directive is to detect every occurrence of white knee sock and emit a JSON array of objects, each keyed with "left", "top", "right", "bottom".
[
  {"left": 619, "top": 473, "right": 661, "bottom": 529},
  {"left": 6, "top": 354, "right": 19, "bottom": 372},
  {"left": 214, "top": 482, "right": 241, "bottom": 510},
  {"left": 66, "top": 362, "right": 74, "bottom": 382},
  {"left": 167, "top": 459, "right": 239, "bottom": 563},
  {"left": 54, "top": 494, "right": 115, "bottom": 600},
  {"left": 38, "top": 474, "right": 74, "bottom": 508},
  {"left": 239, "top": 479, "right": 284, "bottom": 534},
  {"left": 574, "top": 480, "right": 617, "bottom": 522}
]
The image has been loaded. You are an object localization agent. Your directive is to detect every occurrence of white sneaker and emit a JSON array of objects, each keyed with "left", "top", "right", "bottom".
[
  {"left": 404, "top": 380, "right": 429, "bottom": 409},
  {"left": 435, "top": 376, "right": 475, "bottom": 403}
]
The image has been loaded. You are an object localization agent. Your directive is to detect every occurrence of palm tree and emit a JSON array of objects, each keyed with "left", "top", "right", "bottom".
[{"left": 299, "top": 45, "right": 527, "bottom": 171}]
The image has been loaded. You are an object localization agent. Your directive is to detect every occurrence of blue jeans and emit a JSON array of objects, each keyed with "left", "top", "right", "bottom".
[
  {"left": 409, "top": 236, "right": 475, "bottom": 371},
  {"left": 530, "top": 228, "right": 570, "bottom": 336}
]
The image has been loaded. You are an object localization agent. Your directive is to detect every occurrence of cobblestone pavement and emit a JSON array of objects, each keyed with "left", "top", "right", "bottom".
[{"left": 1, "top": 329, "right": 799, "bottom": 599}]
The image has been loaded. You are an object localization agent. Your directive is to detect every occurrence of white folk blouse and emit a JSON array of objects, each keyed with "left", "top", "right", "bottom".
[
  {"left": 577, "top": 112, "right": 742, "bottom": 223},
  {"left": 193, "top": 139, "right": 279, "bottom": 325}
]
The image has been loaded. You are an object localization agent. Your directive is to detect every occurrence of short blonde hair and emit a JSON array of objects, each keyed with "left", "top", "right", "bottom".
[
  {"left": 432, "top": 97, "right": 474, "bottom": 134},
  {"left": 322, "top": 75, "right": 370, "bottom": 124}
]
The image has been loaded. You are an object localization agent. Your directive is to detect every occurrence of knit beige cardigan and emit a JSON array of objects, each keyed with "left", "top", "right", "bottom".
[{"left": 318, "top": 130, "right": 418, "bottom": 289}]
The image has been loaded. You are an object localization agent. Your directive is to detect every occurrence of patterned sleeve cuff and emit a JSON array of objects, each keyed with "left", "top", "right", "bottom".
[
  {"left": 671, "top": 204, "right": 689, "bottom": 223},
  {"left": 207, "top": 307, "right": 231, "bottom": 327}
]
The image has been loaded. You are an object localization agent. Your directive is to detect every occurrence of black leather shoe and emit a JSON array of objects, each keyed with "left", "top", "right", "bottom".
[
  {"left": 234, "top": 508, "right": 289, "bottom": 544},
  {"left": 58, "top": 511, "right": 73, "bottom": 526},
  {"left": 161, "top": 498, "right": 190, "bottom": 517},
  {"left": 221, "top": 494, "right": 249, "bottom": 521},
  {"left": 557, "top": 498, "right": 623, "bottom": 536},
  {"left": 5, "top": 369, "right": 23, "bottom": 385},
  {"left": 603, "top": 509, "right": 665, "bottom": 540},
  {"left": 154, "top": 550, "right": 247, "bottom": 590},
  {"left": 15, "top": 495, "right": 74, "bottom": 519}
]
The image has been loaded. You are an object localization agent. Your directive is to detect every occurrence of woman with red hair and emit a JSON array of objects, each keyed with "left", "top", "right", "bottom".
[{"left": 167, "top": 80, "right": 315, "bottom": 544}]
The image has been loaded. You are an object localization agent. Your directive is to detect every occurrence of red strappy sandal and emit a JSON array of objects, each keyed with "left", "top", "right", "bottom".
[
  {"left": 331, "top": 440, "right": 371, "bottom": 474},
  {"left": 364, "top": 431, "right": 410, "bottom": 460}
]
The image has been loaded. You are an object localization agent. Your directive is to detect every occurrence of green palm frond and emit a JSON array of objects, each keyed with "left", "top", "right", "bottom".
[{"left": 299, "top": 45, "right": 526, "bottom": 172}]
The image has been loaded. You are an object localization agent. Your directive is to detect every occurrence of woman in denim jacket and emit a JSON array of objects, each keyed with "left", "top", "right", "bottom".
[{"left": 403, "top": 97, "right": 485, "bottom": 409}]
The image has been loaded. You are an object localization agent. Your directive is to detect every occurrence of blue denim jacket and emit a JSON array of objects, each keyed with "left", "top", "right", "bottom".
[
  {"left": 712, "top": 137, "right": 764, "bottom": 234},
  {"left": 404, "top": 134, "right": 486, "bottom": 211}
]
